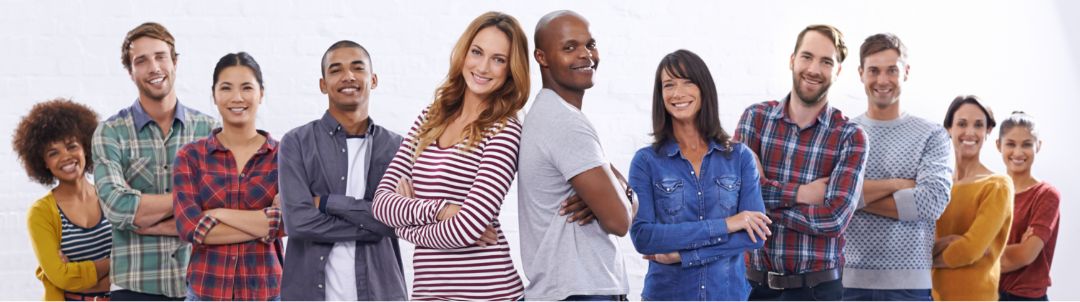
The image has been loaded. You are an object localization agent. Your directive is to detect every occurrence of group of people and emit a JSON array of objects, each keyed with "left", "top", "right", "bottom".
[{"left": 13, "top": 9, "right": 1059, "bottom": 302}]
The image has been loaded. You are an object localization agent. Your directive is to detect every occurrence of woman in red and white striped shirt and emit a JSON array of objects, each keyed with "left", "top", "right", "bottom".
[{"left": 372, "top": 11, "right": 529, "bottom": 301}]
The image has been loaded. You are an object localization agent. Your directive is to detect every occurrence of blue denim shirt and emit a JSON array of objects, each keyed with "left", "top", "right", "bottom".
[{"left": 629, "top": 140, "right": 766, "bottom": 301}]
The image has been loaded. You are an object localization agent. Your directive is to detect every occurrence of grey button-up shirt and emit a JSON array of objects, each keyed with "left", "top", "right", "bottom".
[{"left": 278, "top": 111, "right": 407, "bottom": 300}]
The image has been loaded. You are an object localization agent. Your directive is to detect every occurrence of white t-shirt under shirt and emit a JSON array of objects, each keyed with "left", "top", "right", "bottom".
[
  {"left": 325, "top": 135, "right": 369, "bottom": 301},
  {"left": 517, "top": 89, "right": 630, "bottom": 300}
]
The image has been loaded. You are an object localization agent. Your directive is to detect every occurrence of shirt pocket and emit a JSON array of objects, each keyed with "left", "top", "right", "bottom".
[
  {"left": 124, "top": 156, "right": 156, "bottom": 187},
  {"left": 715, "top": 175, "right": 741, "bottom": 215},
  {"left": 653, "top": 179, "right": 685, "bottom": 218}
]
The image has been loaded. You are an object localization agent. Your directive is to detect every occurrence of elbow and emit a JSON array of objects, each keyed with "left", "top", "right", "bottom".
[
  {"left": 629, "top": 224, "right": 661, "bottom": 254},
  {"left": 601, "top": 219, "right": 630, "bottom": 237}
]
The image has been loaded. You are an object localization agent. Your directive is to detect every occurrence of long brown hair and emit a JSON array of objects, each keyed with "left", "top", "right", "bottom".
[
  {"left": 651, "top": 50, "right": 731, "bottom": 155},
  {"left": 414, "top": 11, "right": 530, "bottom": 157}
]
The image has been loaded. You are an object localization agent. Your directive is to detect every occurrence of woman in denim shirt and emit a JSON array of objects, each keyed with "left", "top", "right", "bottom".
[{"left": 630, "top": 49, "right": 771, "bottom": 301}]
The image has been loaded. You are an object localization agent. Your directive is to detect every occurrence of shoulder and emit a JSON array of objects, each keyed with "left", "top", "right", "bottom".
[
  {"left": 177, "top": 137, "right": 211, "bottom": 158},
  {"left": 1034, "top": 182, "right": 1062, "bottom": 202},
  {"left": 183, "top": 106, "right": 218, "bottom": 125},
  {"left": 370, "top": 122, "right": 404, "bottom": 144},
  {"left": 27, "top": 193, "right": 59, "bottom": 227},
  {"left": 984, "top": 174, "right": 1015, "bottom": 193},
  {"left": 282, "top": 120, "right": 318, "bottom": 142}
]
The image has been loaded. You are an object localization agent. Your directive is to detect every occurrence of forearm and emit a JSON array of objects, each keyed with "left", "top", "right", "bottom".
[
  {"left": 133, "top": 194, "right": 174, "bottom": 228},
  {"left": 679, "top": 231, "right": 764, "bottom": 267},
  {"left": 136, "top": 218, "right": 178, "bottom": 236},
  {"left": 322, "top": 194, "right": 394, "bottom": 237},
  {"left": 203, "top": 223, "right": 261, "bottom": 244},
  {"left": 862, "top": 179, "right": 906, "bottom": 204},
  {"left": 92, "top": 258, "right": 109, "bottom": 280},
  {"left": 212, "top": 209, "right": 271, "bottom": 238},
  {"left": 630, "top": 219, "right": 729, "bottom": 254},
  {"left": 861, "top": 196, "right": 899, "bottom": 219},
  {"left": 73, "top": 277, "right": 111, "bottom": 294}
]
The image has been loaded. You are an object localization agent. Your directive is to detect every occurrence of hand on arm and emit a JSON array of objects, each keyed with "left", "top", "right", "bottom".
[
  {"left": 568, "top": 164, "right": 631, "bottom": 236},
  {"left": 862, "top": 179, "right": 915, "bottom": 204},
  {"left": 861, "top": 196, "right": 899, "bottom": 219},
  {"left": 796, "top": 177, "right": 829, "bottom": 205},
  {"left": 1000, "top": 228, "right": 1047, "bottom": 273},
  {"left": 134, "top": 218, "right": 178, "bottom": 236}
]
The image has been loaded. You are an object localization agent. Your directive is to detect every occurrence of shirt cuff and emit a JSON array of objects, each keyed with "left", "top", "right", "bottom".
[
  {"left": 318, "top": 195, "right": 329, "bottom": 213},
  {"left": 705, "top": 218, "right": 729, "bottom": 244},
  {"left": 893, "top": 188, "right": 918, "bottom": 221},
  {"left": 779, "top": 181, "right": 800, "bottom": 208},
  {"left": 192, "top": 215, "right": 220, "bottom": 245},
  {"left": 261, "top": 207, "right": 282, "bottom": 244}
]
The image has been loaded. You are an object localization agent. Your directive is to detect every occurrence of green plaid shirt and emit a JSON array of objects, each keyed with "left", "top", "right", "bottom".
[{"left": 92, "top": 99, "right": 217, "bottom": 297}]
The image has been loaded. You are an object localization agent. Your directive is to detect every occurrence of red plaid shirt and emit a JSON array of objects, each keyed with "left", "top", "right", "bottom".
[
  {"left": 735, "top": 96, "right": 867, "bottom": 274},
  {"left": 173, "top": 129, "right": 284, "bottom": 300}
]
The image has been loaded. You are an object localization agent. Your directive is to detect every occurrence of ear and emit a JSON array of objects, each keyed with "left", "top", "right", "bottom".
[
  {"left": 319, "top": 78, "right": 329, "bottom": 95},
  {"left": 371, "top": 73, "right": 379, "bottom": 90},
  {"left": 996, "top": 138, "right": 1003, "bottom": 152},
  {"left": 903, "top": 63, "right": 911, "bottom": 82},
  {"left": 789, "top": 53, "right": 795, "bottom": 71},
  {"left": 857, "top": 66, "right": 865, "bottom": 83},
  {"left": 534, "top": 49, "right": 547, "bottom": 68},
  {"left": 835, "top": 64, "right": 842, "bottom": 77},
  {"left": 1036, "top": 139, "right": 1043, "bottom": 153}
]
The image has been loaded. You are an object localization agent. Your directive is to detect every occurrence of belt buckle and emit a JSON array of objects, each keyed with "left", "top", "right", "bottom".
[{"left": 767, "top": 271, "right": 785, "bottom": 290}]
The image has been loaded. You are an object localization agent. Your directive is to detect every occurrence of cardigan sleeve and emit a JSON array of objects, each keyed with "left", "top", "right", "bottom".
[{"left": 27, "top": 195, "right": 99, "bottom": 293}]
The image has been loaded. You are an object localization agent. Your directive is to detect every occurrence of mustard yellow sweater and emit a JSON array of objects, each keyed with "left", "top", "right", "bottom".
[
  {"left": 27, "top": 192, "right": 101, "bottom": 301},
  {"left": 932, "top": 174, "right": 1013, "bottom": 301}
]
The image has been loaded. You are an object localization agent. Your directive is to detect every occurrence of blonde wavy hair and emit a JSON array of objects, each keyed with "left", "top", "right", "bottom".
[{"left": 414, "top": 11, "right": 530, "bottom": 157}]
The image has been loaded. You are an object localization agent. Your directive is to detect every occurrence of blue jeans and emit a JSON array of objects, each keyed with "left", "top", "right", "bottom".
[
  {"left": 561, "top": 295, "right": 629, "bottom": 301},
  {"left": 843, "top": 288, "right": 931, "bottom": 301},
  {"left": 1000, "top": 290, "right": 1048, "bottom": 301},
  {"left": 749, "top": 278, "right": 844, "bottom": 301}
]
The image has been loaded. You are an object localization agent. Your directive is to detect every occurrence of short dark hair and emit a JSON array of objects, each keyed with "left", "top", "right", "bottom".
[
  {"left": 212, "top": 52, "right": 265, "bottom": 92},
  {"left": 321, "top": 40, "right": 371, "bottom": 77},
  {"left": 859, "top": 33, "right": 907, "bottom": 67},
  {"left": 650, "top": 49, "right": 731, "bottom": 154},
  {"left": 999, "top": 111, "right": 1038, "bottom": 139},
  {"left": 121, "top": 22, "right": 178, "bottom": 72},
  {"left": 12, "top": 98, "right": 99, "bottom": 186},
  {"left": 794, "top": 24, "right": 847, "bottom": 63},
  {"left": 944, "top": 95, "right": 996, "bottom": 130}
]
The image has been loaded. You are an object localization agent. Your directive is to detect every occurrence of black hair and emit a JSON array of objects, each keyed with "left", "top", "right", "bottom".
[
  {"left": 212, "top": 52, "right": 264, "bottom": 92},
  {"left": 650, "top": 49, "right": 731, "bottom": 155}
]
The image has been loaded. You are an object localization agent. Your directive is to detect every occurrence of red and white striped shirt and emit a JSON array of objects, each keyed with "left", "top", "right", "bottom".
[{"left": 373, "top": 109, "right": 524, "bottom": 301}]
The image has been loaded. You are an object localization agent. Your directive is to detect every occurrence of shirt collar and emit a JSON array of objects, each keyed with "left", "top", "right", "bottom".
[
  {"left": 319, "top": 110, "right": 375, "bottom": 137},
  {"left": 769, "top": 93, "right": 834, "bottom": 128},
  {"left": 131, "top": 98, "right": 189, "bottom": 130},
  {"left": 206, "top": 127, "right": 279, "bottom": 154},
  {"left": 661, "top": 138, "right": 727, "bottom": 157}
]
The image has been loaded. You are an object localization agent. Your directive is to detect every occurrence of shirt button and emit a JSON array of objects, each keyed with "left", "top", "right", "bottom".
[
  {"left": 701, "top": 285, "right": 705, "bottom": 289},
  {"left": 319, "top": 256, "right": 325, "bottom": 261},
  {"left": 342, "top": 148, "right": 346, "bottom": 153},
  {"left": 698, "top": 191, "right": 702, "bottom": 196},
  {"left": 699, "top": 216, "right": 704, "bottom": 220},
  {"left": 691, "top": 171, "right": 695, "bottom": 175},
  {"left": 341, "top": 176, "right": 346, "bottom": 181},
  {"left": 317, "top": 284, "right": 324, "bottom": 289}
]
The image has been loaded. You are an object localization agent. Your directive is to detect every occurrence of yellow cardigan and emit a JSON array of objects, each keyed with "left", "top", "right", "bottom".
[
  {"left": 932, "top": 174, "right": 1014, "bottom": 301},
  {"left": 27, "top": 192, "right": 101, "bottom": 301}
]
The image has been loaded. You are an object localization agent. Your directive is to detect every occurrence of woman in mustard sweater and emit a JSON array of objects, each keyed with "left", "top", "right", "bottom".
[
  {"left": 14, "top": 99, "right": 112, "bottom": 301},
  {"left": 932, "top": 95, "right": 1014, "bottom": 301}
]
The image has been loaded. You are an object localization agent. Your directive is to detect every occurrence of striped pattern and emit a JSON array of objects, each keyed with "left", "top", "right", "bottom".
[
  {"left": 734, "top": 98, "right": 867, "bottom": 274},
  {"left": 373, "top": 109, "right": 524, "bottom": 300},
  {"left": 58, "top": 209, "right": 112, "bottom": 262}
]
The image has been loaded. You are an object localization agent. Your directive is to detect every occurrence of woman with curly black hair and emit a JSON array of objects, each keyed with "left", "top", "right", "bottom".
[{"left": 13, "top": 98, "right": 111, "bottom": 301}]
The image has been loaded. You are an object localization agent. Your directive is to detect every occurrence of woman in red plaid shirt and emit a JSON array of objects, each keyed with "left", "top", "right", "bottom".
[{"left": 173, "top": 52, "right": 285, "bottom": 301}]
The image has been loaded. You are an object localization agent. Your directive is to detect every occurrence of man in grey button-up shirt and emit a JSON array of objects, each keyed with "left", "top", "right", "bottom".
[{"left": 278, "top": 40, "right": 407, "bottom": 301}]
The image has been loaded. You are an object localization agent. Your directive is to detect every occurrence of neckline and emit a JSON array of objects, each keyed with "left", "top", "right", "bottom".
[{"left": 57, "top": 205, "right": 107, "bottom": 230}]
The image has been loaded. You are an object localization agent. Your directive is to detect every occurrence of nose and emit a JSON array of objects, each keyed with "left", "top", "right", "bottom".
[
  {"left": 343, "top": 69, "right": 357, "bottom": 82},
  {"left": 671, "top": 83, "right": 687, "bottom": 99}
]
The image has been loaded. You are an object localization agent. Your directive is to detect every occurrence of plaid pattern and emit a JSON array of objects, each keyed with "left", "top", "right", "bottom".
[
  {"left": 173, "top": 128, "right": 284, "bottom": 300},
  {"left": 734, "top": 96, "right": 867, "bottom": 274},
  {"left": 92, "top": 100, "right": 217, "bottom": 297}
]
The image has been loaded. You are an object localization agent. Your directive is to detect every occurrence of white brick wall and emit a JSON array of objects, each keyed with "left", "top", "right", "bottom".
[{"left": 2, "top": 0, "right": 1077, "bottom": 299}]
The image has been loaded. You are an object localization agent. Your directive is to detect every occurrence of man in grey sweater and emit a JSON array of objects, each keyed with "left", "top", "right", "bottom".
[{"left": 842, "top": 33, "right": 954, "bottom": 301}]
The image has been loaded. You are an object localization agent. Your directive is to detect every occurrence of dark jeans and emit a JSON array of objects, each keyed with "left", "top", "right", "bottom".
[
  {"left": 749, "top": 278, "right": 844, "bottom": 301},
  {"left": 843, "top": 288, "right": 932, "bottom": 301},
  {"left": 1000, "top": 290, "right": 1048, "bottom": 301},
  {"left": 561, "top": 294, "right": 629, "bottom": 301},
  {"left": 109, "top": 290, "right": 183, "bottom": 301}
]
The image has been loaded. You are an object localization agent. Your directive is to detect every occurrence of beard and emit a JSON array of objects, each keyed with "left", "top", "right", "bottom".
[
  {"left": 792, "top": 74, "right": 831, "bottom": 106},
  {"left": 136, "top": 77, "right": 172, "bottom": 102}
]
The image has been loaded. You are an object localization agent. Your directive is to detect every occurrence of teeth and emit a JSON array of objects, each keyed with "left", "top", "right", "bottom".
[
  {"left": 229, "top": 108, "right": 245, "bottom": 113},
  {"left": 961, "top": 140, "right": 977, "bottom": 145},
  {"left": 61, "top": 163, "right": 77, "bottom": 173},
  {"left": 672, "top": 102, "right": 691, "bottom": 108},
  {"left": 339, "top": 87, "right": 358, "bottom": 94},
  {"left": 149, "top": 77, "right": 164, "bottom": 84}
]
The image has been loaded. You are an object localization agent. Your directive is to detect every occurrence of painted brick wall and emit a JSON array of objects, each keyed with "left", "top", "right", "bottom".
[{"left": 1, "top": 0, "right": 1077, "bottom": 299}]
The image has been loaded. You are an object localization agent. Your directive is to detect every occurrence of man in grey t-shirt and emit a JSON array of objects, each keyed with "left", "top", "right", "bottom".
[{"left": 517, "top": 10, "right": 634, "bottom": 301}]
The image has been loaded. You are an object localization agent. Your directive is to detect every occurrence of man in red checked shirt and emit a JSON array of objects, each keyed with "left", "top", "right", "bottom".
[{"left": 734, "top": 24, "right": 868, "bottom": 301}]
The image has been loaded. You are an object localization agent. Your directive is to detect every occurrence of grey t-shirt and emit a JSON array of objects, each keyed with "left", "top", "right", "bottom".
[{"left": 517, "top": 89, "right": 629, "bottom": 300}]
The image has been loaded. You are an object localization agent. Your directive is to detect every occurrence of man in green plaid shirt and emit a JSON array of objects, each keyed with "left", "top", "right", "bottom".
[{"left": 92, "top": 22, "right": 217, "bottom": 300}]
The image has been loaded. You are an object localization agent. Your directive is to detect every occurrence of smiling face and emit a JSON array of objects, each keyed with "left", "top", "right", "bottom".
[
  {"left": 660, "top": 69, "right": 702, "bottom": 124},
  {"left": 320, "top": 47, "right": 377, "bottom": 112},
  {"left": 213, "top": 66, "right": 263, "bottom": 128},
  {"left": 536, "top": 14, "right": 599, "bottom": 93},
  {"left": 947, "top": 103, "right": 992, "bottom": 160},
  {"left": 790, "top": 31, "right": 841, "bottom": 105},
  {"left": 127, "top": 37, "right": 177, "bottom": 102},
  {"left": 997, "top": 126, "right": 1040, "bottom": 176},
  {"left": 859, "top": 49, "right": 908, "bottom": 109},
  {"left": 462, "top": 26, "right": 511, "bottom": 101},
  {"left": 43, "top": 138, "right": 86, "bottom": 184}
]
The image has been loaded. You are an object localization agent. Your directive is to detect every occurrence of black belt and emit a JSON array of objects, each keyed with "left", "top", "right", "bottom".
[
  {"left": 64, "top": 291, "right": 110, "bottom": 301},
  {"left": 747, "top": 267, "right": 841, "bottom": 290}
]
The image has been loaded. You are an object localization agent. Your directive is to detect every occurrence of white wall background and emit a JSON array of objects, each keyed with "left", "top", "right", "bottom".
[{"left": 1, "top": 0, "right": 1077, "bottom": 299}]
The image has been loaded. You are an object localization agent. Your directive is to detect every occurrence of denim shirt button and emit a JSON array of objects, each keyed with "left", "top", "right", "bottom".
[
  {"left": 697, "top": 191, "right": 702, "bottom": 196},
  {"left": 699, "top": 216, "right": 704, "bottom": 220}
]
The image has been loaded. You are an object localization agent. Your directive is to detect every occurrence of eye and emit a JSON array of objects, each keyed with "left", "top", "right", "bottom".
[
  {"left": 586, "top": 42, "right": 597, "bottom": 50},
  {"left": 494, "top": 57, "right": 507, "bottom": 64},
  {"left": 662, "top": 82, "right": 674, "bottom": 89},
  {"left": 823, "top": 60, "right": 835, "bottom": 67},
  {"left": 564, "top": 45, "right": 576, "bottom": 52},
  {"left": 470, "top": 48, "right": 482, "bottom": 56}
]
